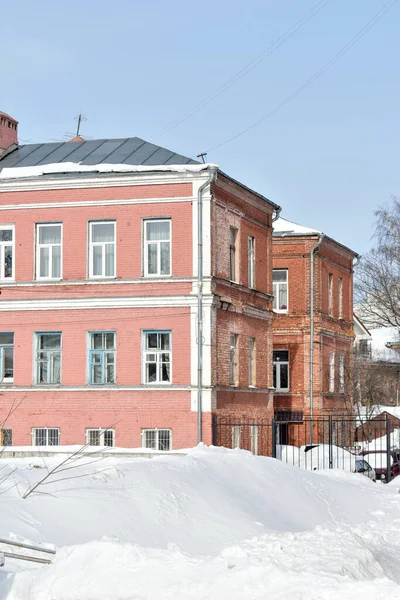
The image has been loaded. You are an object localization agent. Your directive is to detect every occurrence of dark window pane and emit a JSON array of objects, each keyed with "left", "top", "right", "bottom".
[
  {"left": 0, "top": 229, "right": 12, "bottom": 242},
  {"left": 147, "top": 333, "right": 158, "bottom": 349},
  {"left": 280, "top": 364, "right": 289, "bottom": 389},
  {"left": 273, "top": 350, "right": 289, "bottom": 362},
  {"left": 0, "top": 333, "right": 13, "bottom": 345},
  {"left": 4, "top": 246, "right": 12, "bottom": 278}
]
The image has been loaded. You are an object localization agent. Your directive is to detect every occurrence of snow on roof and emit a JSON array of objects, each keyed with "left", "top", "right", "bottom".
[
  {"left": 370, "top": 327, "right": 400, "bottom": 363},
  {"left": 273, "top": 216, "right": 321, "bottom": 236},
  {"left": 0, "top": 162, "right": 217, "bottom": 180}
]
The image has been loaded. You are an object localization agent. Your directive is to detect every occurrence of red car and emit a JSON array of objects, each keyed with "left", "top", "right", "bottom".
[{"left": 360, "top": 449, "right": 400, "bottom": 482}]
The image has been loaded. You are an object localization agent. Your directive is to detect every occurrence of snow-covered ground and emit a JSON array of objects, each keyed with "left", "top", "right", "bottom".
[{"left": 1, "top": 445, "right": 400, "bottom": 599}]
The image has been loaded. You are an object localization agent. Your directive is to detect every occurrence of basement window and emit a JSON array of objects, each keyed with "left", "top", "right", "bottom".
[
  {"left": 86, "top": 428, "right": 115, "bottom": 447},
  {"left": 32, "top": 427, "right": 60, "bottom": 446},
  {"left": 142, "top": 428, "right": 171, "bottom": 451},
  {"left": 0, "top": 429, "right": 12, "bottom": 446}
]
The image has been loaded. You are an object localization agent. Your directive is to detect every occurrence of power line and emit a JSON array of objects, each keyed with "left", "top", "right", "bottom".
[
  {"left": 155, "top": 0, "right": 333, "bottom": 138},
  {"left": 206, "top": 0, "right": 399, "bottom": 153}
]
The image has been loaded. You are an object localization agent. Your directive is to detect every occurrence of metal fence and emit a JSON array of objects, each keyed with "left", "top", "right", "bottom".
[{"left": 212, "top": 414, "right": 395, "bottom": 482}]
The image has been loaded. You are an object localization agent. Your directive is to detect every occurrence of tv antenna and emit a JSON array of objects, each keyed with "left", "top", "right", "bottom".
[
  {"left": 74, "top": 112, "right": 87, "bottom": 137},
  {"left": 197, "top": 152, "right": 207, "bottom": 164}
]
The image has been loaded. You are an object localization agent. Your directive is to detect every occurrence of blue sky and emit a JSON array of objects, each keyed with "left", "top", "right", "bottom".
[{"left": 2, "top": 0, "right": 399, "bottom": 253}]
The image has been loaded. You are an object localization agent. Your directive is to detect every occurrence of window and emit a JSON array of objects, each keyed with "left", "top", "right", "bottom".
[
  {"left": 86, "top": 428, "right": 115, "bottom": 447},
  {"left": 230, "top": 333, "right": 238, "bottom": 386},
  {"left": 0, "top": 429, "right": 12, "bottom": 446},
  {"left": 328, "top": 273, "right": 333, "bottom": 316},
  {"left": 144, "top": 219, "right": 171, "bottom": 276},
  {"left": 32, "top": 428, "right": 60, "bottom": 446},
  {"left": 250, "top": 425, "right": 258, "bottom": 455},
  {"left": 232, "top": 425, "right": 241, "bottom": 449},
  {"left": 143, "top": 331, "right": 171, "bottom": 384},
  {"left": 142, "top": 428, "right": 171, "bottom": 451},
  {"left": 329, "top": 351, "right": 335, "bottom": 392},
  {"left": 273, "top": 350, "right": 289, "bottom": 392},
  {"left": 248, "top": 236, "right": 255, "bottom": 288},
  {"left": 248, "top": 337, "right": 256, "bottom": 386},
  {"left": 0, "top": 226, "right": 14, "bottom": 280},
  {"left": 338, "top": 277, "right": 343, "bottom": 318},
  {"left": 339, "top": 354, "right": 345, "bottom": 393},
  {"left": 35, "top": 333, "right": 61, "bottom": 384},
  {"left": 88, "top": 332, "right": 115, "bottom": 384},
  {"left": 89, "top": 221, "right": 116, "bottom": 278},
  {"left": 273, "top": 270, "right": 288, "bottom": 312},
  {"left": 0, "top": 333, "right": 13, "bottom": 383},
  {"left": 36, "top": 223, "right": 62, "bottom": 279},
  {"left": 229, "top": 227, "right": 238, "bottom": 282}
]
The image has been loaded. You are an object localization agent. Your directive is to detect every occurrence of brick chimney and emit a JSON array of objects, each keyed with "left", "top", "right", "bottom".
[{"left": 0, "top": 112, "right": 18, "bottom": 156}]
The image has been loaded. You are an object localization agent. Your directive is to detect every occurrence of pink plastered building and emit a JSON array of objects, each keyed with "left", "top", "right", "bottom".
[{"left": 0, "top": 114, "right": 279, "bottom": 449}]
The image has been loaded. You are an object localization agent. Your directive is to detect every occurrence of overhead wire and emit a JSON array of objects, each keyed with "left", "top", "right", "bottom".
[
  {"left": 154, "top": 0, "right": 334, "bottom": 138},
  {"left": 206, "top": 0, "right": 399, "bottom": 153}
]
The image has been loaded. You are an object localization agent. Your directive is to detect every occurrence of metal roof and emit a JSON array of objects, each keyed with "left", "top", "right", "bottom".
[{"left": 0, "top": 137, "right": 199, "bottom": 172}]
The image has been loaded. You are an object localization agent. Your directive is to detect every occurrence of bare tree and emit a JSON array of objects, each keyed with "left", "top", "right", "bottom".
[{"left": 356, "top": 197, "right": 400, "bottom": 329}]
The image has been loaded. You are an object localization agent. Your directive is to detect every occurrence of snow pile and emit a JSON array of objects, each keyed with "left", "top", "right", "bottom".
[
  {"left": 0, "top": 162, "right": 218, "bottom": 179},
  {"left": 1, "top": 446, "right": 400, "bottom": 599}
]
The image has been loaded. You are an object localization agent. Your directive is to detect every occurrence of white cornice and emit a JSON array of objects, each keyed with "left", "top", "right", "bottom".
[
  {"left": 2, "top": 276, "right": 196, "bottom": 288},
  {"left": 0, "top": 294, "right": 215, "bottom": 311},
  {"left": 0, "top": 196, "right": 196, "bottom": 211},
  {"left": 0, "top": 170, "right": 210, "bottom": 193}
]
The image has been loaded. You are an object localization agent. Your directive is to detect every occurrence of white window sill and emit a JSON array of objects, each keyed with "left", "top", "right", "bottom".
[
  {"left": 273, "top": 309, "right": 288, "bottom": 314},
  {"left": 88, "top": 276, "right": 117, "bottom": 280},
  {"left": 36, "top": 277, "right": 63, "bottom": 282},
  {"left": 142, "top": 274, "right": 172, "bottom": 279},
  {"left": 142, "top": 382, "right": 172, "bottom": 386},
  {"left": 274, "top": 389, "right": 289, "bottom": 393}
]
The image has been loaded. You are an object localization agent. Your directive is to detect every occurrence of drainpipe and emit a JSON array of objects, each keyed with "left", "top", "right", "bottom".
[
  {"left": 309, "top": 233, "right": 325, "bottom": 444},
  {"left": 197, "top": 166, "right": 217, "bottom": 444},
  {"left": 272, "top": 207, "right": 282, "bottom": 223}
]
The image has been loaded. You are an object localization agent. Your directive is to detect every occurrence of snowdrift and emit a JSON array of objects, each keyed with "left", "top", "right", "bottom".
[{"left": 1, "top": 445, "right": 400, "bottom": 599}]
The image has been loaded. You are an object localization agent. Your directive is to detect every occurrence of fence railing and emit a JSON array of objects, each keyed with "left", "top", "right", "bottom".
[{"left": 212, "top": 414, "right": 394, "bottom": 482}]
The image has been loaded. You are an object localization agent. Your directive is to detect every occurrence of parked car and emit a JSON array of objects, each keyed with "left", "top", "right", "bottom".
[
  {"left": 360, "top": 449, "right": 400, "bottom": 482},
  {"left": 279, "top": 443, "right": 376, "bottom": 481},
  {"left": 300, "top": 444, "right": 376, "bottom": 482}
]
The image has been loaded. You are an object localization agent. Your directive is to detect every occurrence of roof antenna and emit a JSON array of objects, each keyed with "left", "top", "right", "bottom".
[
  {"left": 74, "top": 112, "right": 87, "bottom": 137},
  {"left": 197, "top": 152, "right": 207, "bottom": 164}
]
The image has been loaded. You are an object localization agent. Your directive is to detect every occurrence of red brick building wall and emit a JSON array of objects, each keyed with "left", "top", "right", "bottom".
[{"left": 272, "top": 234, "right": 356, "bottom": 432}]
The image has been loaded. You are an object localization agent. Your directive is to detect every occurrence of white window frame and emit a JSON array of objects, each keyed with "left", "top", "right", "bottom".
[
  {"left": 0, "top": 224, "right": 15, "bottom": 281},
  {"left": 250, "top": 425, "right": 258, "bottom": 455},
  {"left": 273, "top": 269, "right": 288, "bottom": 313},
  {"left": 36, "top": 223, "right": 62, "bottom": 280},
  {"left": 339, "top": 354, "right": 345, "bottom": 394},
  {"left": 232, "top": 425, "right": 241, "bottom": 449},
  {"left": 143, "top": 219, "right": 171, "bottom": 277},
  {"left": 329, "top": 351, "right": 335, "bottom": 392},
  {"left": 248, "top": 337, "right": 256, "bottom": 387},
  {"left": 85, "top": 428, "right": 115, "bottom": 447},
  {"left": 0, "top": 332, "right": 13, "bottom": 383},
  {"left": 88, "top": 221, "right": 116, "bottom": 279},
  {"left": 87, "top": 331, "right": 116, "bottom": 385},
  {"left": 248, "top": 236, "right": 255, "bottom": 288},
  {"left": 142, "top": 428, "right": 172, "bottom": 451},
  {"left": 32, "top": 427, "right": 60, "bottom": 446},
  {"left": 34, "top": 332, "right": 62, "bottom": 385},
  {"left": 230, "top": 333, "right": 239, "bottom": 386},
  {"left": 338, "top": 277, "right": 343, "bottom": 319},
  {"left": 328, "top": 273, "right": 333, "bottom": 316},
  {"left": 273, "top": 350, "right": 289, "bottom": 392},
  {"left": 142, "top": 330, "right": 172, "bottom": 385},
  {"left": 229, "top": 227, "right": 238, "bottom": 282}
]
